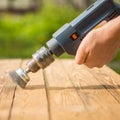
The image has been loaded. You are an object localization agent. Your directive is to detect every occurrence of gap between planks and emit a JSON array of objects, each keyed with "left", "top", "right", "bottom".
[
  {"left": 9, "top": 60, "right": 49, "bottom": 120},
  {"left": 8, "top": 60, "right": 23, "bottom": 120},
  {"left": 44, "top": 59, "right": 91, "bottom": 120},
  {"left": 0, "top": 59, "right": 22, "bottom": 120},
  {"left": 43, "top": 70, "right": 52, "bottom": 120}
]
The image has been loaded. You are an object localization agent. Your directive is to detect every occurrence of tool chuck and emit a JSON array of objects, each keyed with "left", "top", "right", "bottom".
[{"left": 9, "top": 47, "right": 54, "bottom": 88}]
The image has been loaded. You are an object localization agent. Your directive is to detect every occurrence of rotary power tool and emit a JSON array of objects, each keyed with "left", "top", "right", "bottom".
[{"left": 9, "top": 0, "right": 120, "bottom": 88}]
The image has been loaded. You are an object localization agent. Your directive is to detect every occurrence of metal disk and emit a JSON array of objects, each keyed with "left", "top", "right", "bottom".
[{"left": 9, "top": 68, "right": 30, "bottom": 88}]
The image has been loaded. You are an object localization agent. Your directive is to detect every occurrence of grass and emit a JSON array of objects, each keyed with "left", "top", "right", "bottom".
[
  {"left": 0, "top": 3, "right": 80, "bottom": 58},
  {"left": 107, "top": 49, "right": 120, "bottom": 73}
]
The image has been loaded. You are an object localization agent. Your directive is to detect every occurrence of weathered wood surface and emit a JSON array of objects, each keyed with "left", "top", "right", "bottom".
[{"left": 0, "top": 59, "right": 120, "bottom": 120}]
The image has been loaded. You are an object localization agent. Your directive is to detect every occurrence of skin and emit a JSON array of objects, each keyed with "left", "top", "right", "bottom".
[{"left": 75, "top": 15, "right": 120, "bottom": 68}]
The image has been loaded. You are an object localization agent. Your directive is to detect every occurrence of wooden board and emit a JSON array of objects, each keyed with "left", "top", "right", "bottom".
[
  {"left": 44, "top": 59, "right": 120, "bottom": 120},
  {"left": 90, "top": 66, "right": 120, "bottom": 102},
  {"left": 0, "top": 59, "right": 21, "bottom": 120},
  {"left": 61, "top": 59, "right": 120, "bottom": 120},
  {"left": 0, "top": 59, "right": 120, "bottom": 120},
  {"left": 10, "top": 60, "right": 49, "bottom": 120},
  {"left": 44, "top": 60, "right": 73, "bottom": 88},
  {"left": 44, "top": 60, "right": 88, "bottom": 120}
]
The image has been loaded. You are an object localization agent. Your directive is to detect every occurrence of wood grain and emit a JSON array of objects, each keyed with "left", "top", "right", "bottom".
[
  {"left": 61, "top": 59, "right": 120, "bottom": 120},
  {"left": 44, "top": 60, "right": 73, "bottom": 88},
  {"left": 90, "top": 66, "right": 120, "bottom": 102},
  {"left": 44, "top": 60, "right": 90, "bottom": 120}
]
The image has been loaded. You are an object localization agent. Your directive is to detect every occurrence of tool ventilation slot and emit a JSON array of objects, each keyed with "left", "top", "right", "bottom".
[
  {"left": 79, "top": 35, "right": 86, "bottom": 41},
  {"left": 107, "top": 10, "right": 119, "bottom": 20},
  {"left": 79, "top": 10, "right": 119, "bottom": 41}
]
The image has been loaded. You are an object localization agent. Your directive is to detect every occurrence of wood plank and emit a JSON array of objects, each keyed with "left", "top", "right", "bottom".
[
  {"left": 0, "top": 59, "right": 22, "bottom": 120},
  {"left": 44, "top": 59, "right": 73, "bottom": 88},
  {"left": 44, "top": 59, "right": 91, "bottom": 120},
  {"left": 10, "top": 60, "right": 49, "bottom": 120},
  {"left": 61, "top": 59, "right": 120, "bottom": 120},
  {"left": 49, "top": 89, "right": 90, "bottom": 120},
  {"left": 89, "top": 66, "right": 120, "bottom": 102}
]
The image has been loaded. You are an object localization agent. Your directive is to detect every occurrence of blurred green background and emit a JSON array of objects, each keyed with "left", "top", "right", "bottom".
[{"left": 0, "top": 0, "right": 120, "bottom": 73}]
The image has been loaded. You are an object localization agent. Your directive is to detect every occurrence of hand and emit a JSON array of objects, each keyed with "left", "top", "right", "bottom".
[{"left": 75, "top": 16, "right": 120, "bottom": 68}]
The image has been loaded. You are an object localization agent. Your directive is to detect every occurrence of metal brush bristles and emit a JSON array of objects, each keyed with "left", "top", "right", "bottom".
[{"left": 9, "top": 68, "right": 30, "bottom": 88}]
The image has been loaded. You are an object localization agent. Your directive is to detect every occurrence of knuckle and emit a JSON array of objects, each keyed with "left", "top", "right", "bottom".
[
  {"left": 75, "top": 59, "right": 83, "bottom": 65},
  {"left": 96, "top": 63, "right": 104, "bottom": 68},
  {"left": 97, "top": 65, "right": 103, "bottom": 68},
  {"left": 84, "top": 62, "right": 104, "bottom": 68},
  {"left": 84, "top": 63, "right": 94, "bottom": 68}
]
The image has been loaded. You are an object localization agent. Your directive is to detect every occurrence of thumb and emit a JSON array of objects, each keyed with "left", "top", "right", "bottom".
[
  {"left": 75, "top": 29, "right": 96, "bottom": 65},
  {"left": 75, "top": 40, "right": 88, "bottom": 65}
]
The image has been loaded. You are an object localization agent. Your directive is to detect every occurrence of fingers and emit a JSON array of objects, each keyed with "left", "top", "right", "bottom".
[
  {"left": 84, "top": 62, "right": 104, "bottom": 68},
  {"left": 75, "top": 30, "right": 94, "bottom": 66},
  {"left": 75, "top": 30, "right": 104, "bottom": 68},
  {"left": 75, "top": 41, "right": 89, "bottom": 65}
]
